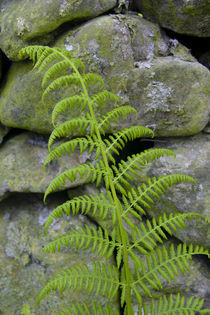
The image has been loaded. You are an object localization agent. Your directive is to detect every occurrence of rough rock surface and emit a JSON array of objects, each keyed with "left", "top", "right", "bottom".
[
  {"left": 0, "top": 0, "right": 117, "bottom": 60},
  {"left": 0, "top": 15, "right": 209, "bottom": 136},
  {"left": 133, "top": 133, "right": 210, "bottom": 248},
  {"left": 0, "top": 193, "right": 119, "bottom": 314},
  {"left": 0, "top": 132, "right": 91, "bottom": 201},
  {"left": 134, "top": 0, "right": 210, "bottom": 37}
]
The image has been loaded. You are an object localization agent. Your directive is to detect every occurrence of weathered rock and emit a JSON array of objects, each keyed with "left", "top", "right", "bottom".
[
  {"left": 0, "top": 123, "right": 10, "bottom": 144},
  {"left": 134, "top": 0, "right": 210, "bottom": 37},
  {"left": 0, "top": 15, "right": 209, "bottom": 136},
  {"left": 133, "top": 133, "right": 210, "bottom": 248},
  {"left": 128, "top": 57, "right": 210, "bottom": 136},
  {"left": 0, "top": 193, "right": 119, "bottom": 314},
  {"left": 0, "top": 132, "right": 92, "bottom": 201},
  {"left": 0, "top": 0, "right": 117, "bottom": 60}
]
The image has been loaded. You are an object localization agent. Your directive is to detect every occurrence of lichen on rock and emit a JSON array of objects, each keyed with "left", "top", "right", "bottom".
[
  {"left": 133, "top": 0, "right": 210, "bottom": 37},
  {"left": 0, "top": 193, "right": 119, "bottom": 313},
  {"left": 0, "top": 132, "right": 90, "bottom": 201},
  {"left": 0, "top": 0, "right": 117, "bottom": 60}
]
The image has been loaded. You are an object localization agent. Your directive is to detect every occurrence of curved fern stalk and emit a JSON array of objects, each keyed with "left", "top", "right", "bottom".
[
  {"left": 27, "top": 45, "right": 138, "bottom": 311},
  {"left": 44, "top": 192, "right": 114, "bottom": 232},
  {"left": 37, "top": 262, "right": 121, "bottom": 304},
  {"left": 121, "top": 174, "right": 196, "bottom": 218},
  {"left": 138, "top": 294, "right": 210, "bottom": 315},
  {"left": 58, "top": 302, "right": 120, "bottom": 315},
  {"left": 42, "top": 225, "right": 119, "bottom": 260},
  {"left": 130, "top": 243, "right": 209, "bottom": 298},
  {"left": 128, "top": 212, "right": 207, "bottom": 255}
]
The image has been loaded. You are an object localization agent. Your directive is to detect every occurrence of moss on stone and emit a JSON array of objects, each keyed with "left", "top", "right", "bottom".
[
  {"left": 138, "top": 0, "right": 210, "bottom": 36},
  {"left": 0, "top": 0, "right": 117, "bottom": 60}
]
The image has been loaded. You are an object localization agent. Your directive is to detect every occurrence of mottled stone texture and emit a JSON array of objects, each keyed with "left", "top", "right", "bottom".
[
  {"left": 133, "top": 133, "right": 210, "bottom": 248},
  {"left": 0, "top": 193, "right": 119, "bottom": 314},
  {"left": 0, "top": 15, "right": 209, "bottom": 136},
  {"left": 134, "top": 0, "right": 210, "bottom": 37},
  {"left": 0, "top": 132, "right": 91, "bottom": 201},
  {"left": 0, "top": 0, "right": 117, "bottom": 60}
]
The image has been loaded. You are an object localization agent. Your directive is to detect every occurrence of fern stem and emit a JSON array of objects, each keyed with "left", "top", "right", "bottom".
[{"left": 59, "top": 52, "right": 133, "bottom": 313}]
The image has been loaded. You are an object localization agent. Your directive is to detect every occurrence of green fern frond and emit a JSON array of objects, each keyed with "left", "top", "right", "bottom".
[
  {"left": 43, "top": 225, "right": 118, "bottom": 259},
  {"left": 18, "top": 45, "right": 55, "bottom": 66},
  {"left": 48, "top": 118, "right": 96, "bottom": 151},
  {"left": 82, "top": 73, "right": 104, "bottom": 89},
  {"left": 57, "top": 302, "right": 120, "bottom": 315},
  {"left": 20, "top": 304, "right": 35, "bottom": 315},
  {"left": 51, "top": 95, "right": 88, "bottom": 125},
  {"left": 69, "top": 58, "right": 86, "bottom": 73},
  {"left": 42, "top": 73, "right": 81, "bottom": 101},
  {"left": 35, "top": 48, "right": 66, "bottom": 72},
  {"left": 21, "top": 45, "right": 209, "bottom": 314},
  {"left": 138, "top": 293, "right": 210, "bottom": 315},
  {"left": 122, "top": 174, "right": 196, "bottom": 216},
  {"left": 91, "top": 90, "right": 119, "bottom": 107},
  {"left": 113, "top": 148, "right": 176, "bottom": 185},
  {"left": 44, "top": 136, "right": 98, "bottom": 167},
  {"left": 44, "top": 192, "right": 114, "bottom": 231},
  {"left": 44, "top": 161, "right": 107, "bottom": 201},
  {"left": 129, "top": 213, "right": 205, "bottom": 255},
  {"left": 37, "top": 262, "right": 120, "bottom": 304},
  {"left": 98, "top": 106, "right": 137, "bottom": 133},
  {"left": 105, "top": 126, "right": 154, "bottom": 157},
  {"left": 131, "top": 243, "right": 209, "bottom": 296},
  {"left": 42, "top": 60, "right": 72, "bottom": 88}
]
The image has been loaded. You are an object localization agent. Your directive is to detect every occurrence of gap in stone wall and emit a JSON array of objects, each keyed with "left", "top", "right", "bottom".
[{"left": 163, "top": 28, "right": 210, "bottom": 69}]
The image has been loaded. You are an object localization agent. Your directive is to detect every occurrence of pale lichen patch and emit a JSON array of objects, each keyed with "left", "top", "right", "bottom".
[{"left": 145, "top": 81, "right": 173, "bottom": 113}]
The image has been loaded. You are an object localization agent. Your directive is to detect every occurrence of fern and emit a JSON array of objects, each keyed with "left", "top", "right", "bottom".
[
  {"left": 20, "top": 304, "right": 35, "bottom": 315},
  {"left": 139, "top": 294, "right": 210, "bottom": 315},
  {"left": 19, "top": 46, "right": 209, "bottom": 314}
]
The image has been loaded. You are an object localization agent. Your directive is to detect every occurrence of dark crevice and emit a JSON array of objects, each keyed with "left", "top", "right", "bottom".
[
  {"left": 163, "top": 28, "right": 210, "bottom": 68},
  {"left": 0, "top": 50, "right": 12, "bottom": 84},
  {"left": 0, "top": 128, "right": 25, "bottom": 146},
  {"left": 114, "top": 138, "right": 155, "bottom": 166},
  {"left": 48, "top": 7, "right": 117, "bottom": 45}
]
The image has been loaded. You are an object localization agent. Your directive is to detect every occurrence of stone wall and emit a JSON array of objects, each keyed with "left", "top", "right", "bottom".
[{"left": 0, "top": 1, "right": 209, "bottom": 313}]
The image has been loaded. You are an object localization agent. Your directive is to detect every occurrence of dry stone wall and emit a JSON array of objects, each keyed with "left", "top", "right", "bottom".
[{"left": 0, "top": 0, "right": 209, "bottom": 313}]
